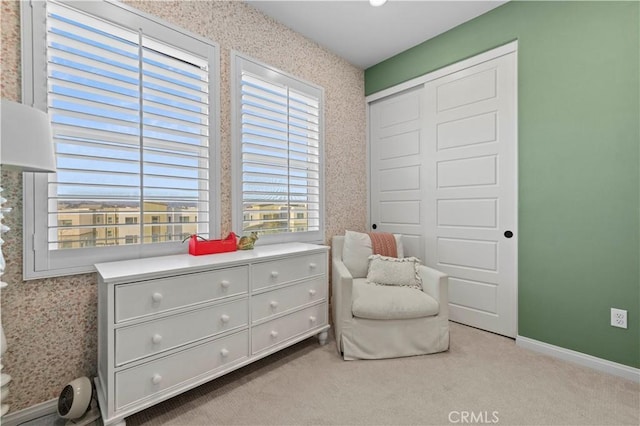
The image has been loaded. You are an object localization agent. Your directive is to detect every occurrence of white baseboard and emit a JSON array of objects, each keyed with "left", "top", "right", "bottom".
[
  {"left": 516, "top": 335, "right": 640, "bottom": 383},
  {"left": 1, "top": 398, "right": 57, "bottom": 426}
]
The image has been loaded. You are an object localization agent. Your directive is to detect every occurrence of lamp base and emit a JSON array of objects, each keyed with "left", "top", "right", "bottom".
[{"left": 1, "top": 180, "right": 12, "bottom": 417}]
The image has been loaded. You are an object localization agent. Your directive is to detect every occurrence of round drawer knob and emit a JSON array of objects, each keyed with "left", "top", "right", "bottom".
[
  {"left": 151, "top": 292, "right": 163, "bottom": 303},
  {"left": 151, "top": 334, "right": 162, "bottom": 344},
  {"left": 151, "top": 374, "right": 162, "bottom": 385},
  {"left": 270, "top": 330, "right": 278, "bottom": 338},
  {"left": 270, "top": 271, "right": 279, "bottom": 279},
  {"left": 308, "top": 289, "right": 317, "bottom": 296},
  {"left": 220, "top": 280, "right": 230, "bottom": 289},
  {"left": 309, "top": 263, "right": 317, "bottom": 269},
  {"left": 220, "top": 348, "right": 229, "bottom": 358},
  {"left": 309, "top": 316, "right": 317, "bottom": 323},
  {"left": 220, "top": 314, "right": 230, "bottom": 323},
  {"left": 270, "top": 301, "right": 278, "bottom": 309}
]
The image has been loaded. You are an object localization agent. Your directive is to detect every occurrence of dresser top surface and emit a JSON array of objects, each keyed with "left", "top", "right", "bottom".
[{"left": 95, "top": 242, "right": 329, "bottom": 284}]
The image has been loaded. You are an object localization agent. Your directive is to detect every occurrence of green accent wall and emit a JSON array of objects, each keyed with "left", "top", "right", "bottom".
[{"left": 366, "top": 1, "right": 639, "bottom": 368}]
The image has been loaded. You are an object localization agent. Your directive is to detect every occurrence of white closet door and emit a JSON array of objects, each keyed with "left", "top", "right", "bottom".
[
  {"left": 369, "top": 86, "right": 426, "bottom": 260},
  {"left": 424, "top": 52, "right": 517, "bottom": 337}
]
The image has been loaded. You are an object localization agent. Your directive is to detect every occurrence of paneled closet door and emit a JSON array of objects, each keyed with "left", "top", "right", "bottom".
[
  {"left": 369, "top": 86, "right": 427, "bottom": 260},
  {"left": 368, "top": 46, "right": 517, "bottom": 338},
  {"left": 423, "top": 52, "right": 517, "bottom": 338}
]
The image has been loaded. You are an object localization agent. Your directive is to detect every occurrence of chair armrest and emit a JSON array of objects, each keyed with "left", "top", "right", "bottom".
[
  {"left": 332, "top": 257, "right": 354, "bottom": 345},
  {"left": 418, "top": 265, "right": 449, "bottom": 318}
]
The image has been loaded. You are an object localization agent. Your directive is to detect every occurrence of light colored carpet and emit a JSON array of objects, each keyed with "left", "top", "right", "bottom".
[{"left": 127, "top": 322, "right": 639, "bottom": 425}]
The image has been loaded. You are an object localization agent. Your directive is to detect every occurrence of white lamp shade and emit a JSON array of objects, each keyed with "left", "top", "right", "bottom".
[{"left": 1, "top": 99, "right": 56, "bottom": 172}]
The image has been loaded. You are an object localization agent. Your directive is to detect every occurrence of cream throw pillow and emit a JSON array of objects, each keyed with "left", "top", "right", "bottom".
[
  {"left": 366, "top": 255, "right": 422, "bottom": 290},
  {"left": 342, "top": 230, "right": 404, "bottom": 278}
]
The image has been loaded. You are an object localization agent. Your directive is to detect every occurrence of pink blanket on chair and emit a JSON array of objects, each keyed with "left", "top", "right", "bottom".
[{"left": 368, "top": 232, "right": 398, "bottom": 258}]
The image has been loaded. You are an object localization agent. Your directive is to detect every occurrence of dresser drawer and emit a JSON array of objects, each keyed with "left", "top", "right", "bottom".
[
  {"left": 115, "top": 330, "right": 248, "bottom": 409},
  {"left": 115, "top": 299, "right": 248, "bottom": 366},
  {"left": 115, "top": 266, "right": 248, "bottom": 323},
  {"left": 251, "top": 303, "right": 327, "bottom": 354},
  {"left": 251, "top": 253, "right": 326, "bottom": 291},
  {"left": 251, "top": 277, "right": 326, "bottom": 323}
]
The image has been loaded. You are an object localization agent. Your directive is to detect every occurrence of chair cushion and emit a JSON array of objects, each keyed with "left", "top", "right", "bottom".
[
  {"left": 352, "top": 279, "right": 439, "bottom": 320},
  {"left": 343, "top": 230, "right": 404, "bottom": 278}
]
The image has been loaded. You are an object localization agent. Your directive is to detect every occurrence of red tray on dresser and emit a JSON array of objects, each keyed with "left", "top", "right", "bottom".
[{"left": 188, "top": 232, "right": 237, "bottom": 255}]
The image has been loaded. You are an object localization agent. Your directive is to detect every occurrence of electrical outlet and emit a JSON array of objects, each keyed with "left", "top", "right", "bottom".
[{"left": 610, "top": 308, "right": 627, "bottom": 329}]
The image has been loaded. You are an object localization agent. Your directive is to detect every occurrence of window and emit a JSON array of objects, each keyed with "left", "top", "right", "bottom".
[
  {"left": 22, "top": 0, "right": 220, "bottom": 278},
  {"left": 231, "top": 53, "right": 324, "bottom": 244}
]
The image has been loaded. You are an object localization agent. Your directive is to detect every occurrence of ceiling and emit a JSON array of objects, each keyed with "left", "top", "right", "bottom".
[{"left": 246, "top": 1, "right": 508, "bottom": 69}]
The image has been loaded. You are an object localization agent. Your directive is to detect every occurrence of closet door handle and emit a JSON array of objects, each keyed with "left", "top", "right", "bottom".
[
  {"left": 372, "top": 224, "right": 377, "bottom": 230},
  {"left": 504, "top": 230, "right": 514, "bottom": 239}
]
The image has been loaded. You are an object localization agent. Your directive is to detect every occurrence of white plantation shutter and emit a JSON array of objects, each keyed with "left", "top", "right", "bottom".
[
  {"left": 23, "top": 0, "right": 219, "bottom": 278},
  {"left": 140, "top": 38, "right": 210, "bottom": 244},
  {"left": 233, "top": 53, "right": 324, "bottom": 243}
]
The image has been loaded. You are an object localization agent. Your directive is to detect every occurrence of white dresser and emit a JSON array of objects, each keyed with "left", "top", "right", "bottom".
[{"left": 95, "top": 243, "right": 329, "bottom": 426}]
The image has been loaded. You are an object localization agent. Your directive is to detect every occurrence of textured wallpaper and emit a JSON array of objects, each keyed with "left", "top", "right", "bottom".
[{"left": 0, "top": 0, "right": 366, "bottom": 411}]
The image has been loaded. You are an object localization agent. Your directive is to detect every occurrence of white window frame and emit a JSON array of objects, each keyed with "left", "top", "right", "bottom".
[
  {"left": 231, "top": 51, "right": 325, "bottom": 245},
  {"left": 22, "top": 0, "right": 221, "bottom": 279}
]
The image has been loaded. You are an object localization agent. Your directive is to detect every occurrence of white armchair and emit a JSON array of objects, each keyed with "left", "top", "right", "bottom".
[{"left": 332, "top": 235, "right": 450, "bottom": 360}]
